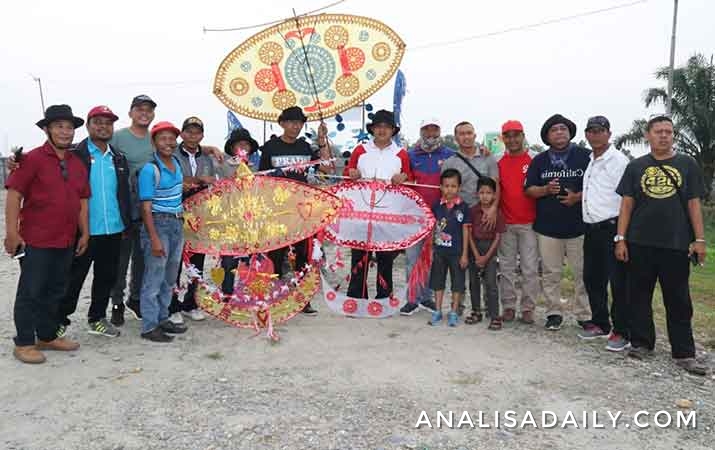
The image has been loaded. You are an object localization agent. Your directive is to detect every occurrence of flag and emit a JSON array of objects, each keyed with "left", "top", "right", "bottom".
[
  {"left": 392, "top": 69, "right": 406, "bottom": 145},
  {"left": 226, "top": 110, "right": 243, "bottom": 138}
]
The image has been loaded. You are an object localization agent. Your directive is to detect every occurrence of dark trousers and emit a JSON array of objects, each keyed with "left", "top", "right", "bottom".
[
  {"left": 470, "top": 240, "right": 499, "bottom": 319},
  {"left": 268, "top": 239, "right": 308, "bottom": 278},
  {"left": 58, "top": 233, "right": 122, "bottom": 325},
  {"left": 14, "top": 246, "right": 74, "bottom": 346},
  {"left": 627, "top": 243, "right": 695, "bottom": 359},
  {"left": 220, "top": 255, "right": 252, "bottom": 294},
  {"left": 583, "top": 221, "right": 629, "bottom": 336},
  {"left": 169, "top": 252, "right": 205, "bottom": 314},
  {"left": 110, "top": 224, "right": 143, "bottom": 307},
  {"left": 347, "top": 250, "right": 397, "bottom": 299}
]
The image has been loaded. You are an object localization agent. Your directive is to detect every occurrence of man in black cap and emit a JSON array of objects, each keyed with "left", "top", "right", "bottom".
[
  {"left": 579, "top": 116, "right": 631, "bottom": 349},
  {"left": 525, "top": 114, "right": 592, "bottom": 331},
  {"left": 4, "top": 105, "right": 90, "bottom": 363},
  {"left": 259, "top": 106, "right": 333, "bottom": 315}
]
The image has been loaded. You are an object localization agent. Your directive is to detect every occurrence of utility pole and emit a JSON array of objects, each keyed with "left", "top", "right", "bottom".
[
  {"left": 666, "top": 0, "right": 679, "bottom": 114},
  {"left": 30, "top": 74, "right": 46, "bottom": 114}
]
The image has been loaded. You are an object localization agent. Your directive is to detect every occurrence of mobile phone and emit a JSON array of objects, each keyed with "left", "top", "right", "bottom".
[
  {"left": 12, "top": 245, "right": 25, "bottom": 260},
  {"left": 689, "top": 252, "right": 700, "bottom": 267}
]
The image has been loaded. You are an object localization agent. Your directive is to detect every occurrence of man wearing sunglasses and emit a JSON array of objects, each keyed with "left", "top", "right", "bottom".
[{"left": 4, "top": 105, "right": 91, "bottom": 364}]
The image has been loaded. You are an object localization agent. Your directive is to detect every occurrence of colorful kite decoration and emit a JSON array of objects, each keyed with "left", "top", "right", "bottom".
[
  {"left": 213, "top": 13, "right": 406, "bottom": 122},
  {"left": 320, "top": 270, "right": 406, "bottom": 319}
]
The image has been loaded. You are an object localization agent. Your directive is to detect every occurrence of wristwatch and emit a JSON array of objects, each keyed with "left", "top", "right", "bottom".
[{"left": 613, "top": 235, "right": 626, "bottom": 243}]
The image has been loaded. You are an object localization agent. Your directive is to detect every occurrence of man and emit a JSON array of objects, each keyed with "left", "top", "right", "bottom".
[
  {"left": 497, "top": 120, "right": 539, "bottom": 324},
  {"left": 400, "top": 118, "right": 453, "bottom": 316},
  {"left": 441, "top": 121, "right": 499, "bottom": 316},
  {"left": 168, "top": 117, "right": 218, "bottom": 324},
  {"left": 56, "top": 106, "right": 132, "bottom": 339},
  {"left": 525, "top": 114, "right": 591, "bottom": 331},
  {"left": 615, "top": 115, "right": 708, "bottom": 375},
  {"left": 259, "top": 106, "right": 333, "bottom": 315},
  {"left": 579, "top": 116, "right": 631, "bottom": 350},
  {"left": 4, "top": 105, "right": 90, "bottom": 363}
]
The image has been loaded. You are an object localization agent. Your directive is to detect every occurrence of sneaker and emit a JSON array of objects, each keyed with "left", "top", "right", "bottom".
[
  {"left": 519, "top": 310, "right": 535, "bottom": 325},
  {"left": 400, "top": 302, "right": 420, "bottom": 316},
  {"left": 88, "top": 318, "right": 121, "bottom": 338},
  {"left": 673, "top": 358, "right": 709, "bottom": 376},
  {"left": 301, "top": 303, "right": 318, "bottom": 316},
  {"left": 168, "top": 312, "right": 185, "bottom": 325},
  {"left": 456, "top": 303, "right": 465, "bottom": 317},
  {"left": 578, "top": 324, "right": 608, "bottom": 340},
  {"left": 605, "top": 333, "right": 631, "bottom": 352},
  {"left": 502, "top": 308, "right": 516, "bottom": 322},
  {"left": 428, "top": 311, "right": 443, "bottom": 325},
  {"left": 56, "top": 324, "right": 67, "bottom": 339},
  {"left": 447, "top": 311, "right": 458, "bottom": 327},
  {"left": 181, "top": 308, "right": 207, "bottom": 321},
  {"left": 159, "top": 320, "right": 188, "bottom": 334},
  {"left": 419, "top": 300, "right": 437, "bottom": 313},
  {"left": 141, "top": 328, "right": 174, "bottom": 343},
  {"left": 125, "top": 300, "right": 142, "bottom": 320},
  {"left": 111, "top": 303, "right": 125, "bottom": 327},
  {"left": 545, "top": 315, "right": 563, "bottom": 331},
  {"left": 627, "top": 346, "right": 655, "bottom": 360}
]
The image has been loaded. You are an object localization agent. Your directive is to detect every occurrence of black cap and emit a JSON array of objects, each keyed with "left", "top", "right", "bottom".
[
  {"left": 278, "top": 106, "right": 307, "bottom": 123},
  {"left": 182, "top": 116, "right": 204, "bottom": 132},
  {"left": 366, "top": 109, "right": 400, "bottom": 136},
  {"left": 585, "top": 116, "right": 610, "bottom": 132},
  {"left": 36, "top": 104, "right": 84, "bottom": 129},
  {"left": 130, "top": 95, "right": 157, "bottom": 109}
]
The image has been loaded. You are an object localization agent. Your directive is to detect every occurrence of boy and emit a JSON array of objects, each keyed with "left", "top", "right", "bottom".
[
  {"left": 428, "top": 169, "right": 470, "bottom": 327},
  {"left": 137, "top": 121, "right": 187, "bottom": 342},
  {"left": 467, "top": 177, "right": 505, "bottom": 330}
]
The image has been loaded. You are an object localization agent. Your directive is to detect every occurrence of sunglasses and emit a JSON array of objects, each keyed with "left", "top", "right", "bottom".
[{"left": 59, "top": 160, "right": 68, "bottom": 181}]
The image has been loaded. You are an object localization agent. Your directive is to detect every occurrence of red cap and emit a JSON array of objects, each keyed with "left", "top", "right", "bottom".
[
  {"left": 150, "top": 121, "right": 181, "bottom": 139},
  {"left": 501, "top": 120, "right": 524, "bottom": 134},
  {"left": 87, "top": 105, "right": 119, "bottom": 122}
]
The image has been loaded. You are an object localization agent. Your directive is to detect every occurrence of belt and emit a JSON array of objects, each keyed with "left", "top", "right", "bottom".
[
  {"left": 152, "top": 212, "right": 183, "bottom": 219},
  {"left": 585, "top": 217, "right": 617, "bottom": 230}
]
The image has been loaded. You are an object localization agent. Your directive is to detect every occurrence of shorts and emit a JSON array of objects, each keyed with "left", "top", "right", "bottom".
[{"left": 429, "top": 251, "right": 466, "bottom": 293}]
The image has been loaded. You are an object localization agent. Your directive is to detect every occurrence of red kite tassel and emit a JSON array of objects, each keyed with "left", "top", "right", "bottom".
[{"left": 407, "top": 238, "right": 432, "bottom": 303}]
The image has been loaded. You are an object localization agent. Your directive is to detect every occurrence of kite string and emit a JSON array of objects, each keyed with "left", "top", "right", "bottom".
[
  {"left": 291, "top": 8, "right": 325, "bottom": 122},
  {"left": 202, "top": 0, "right": 347, "bottom": 32},
  {"left": 319, "top": 174, "right": 441, "bottom": 190}
]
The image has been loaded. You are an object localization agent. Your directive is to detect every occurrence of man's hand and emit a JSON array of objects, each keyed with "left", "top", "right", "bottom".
[
  {"left": 4, "top": 232, "right": 24, "bottom": 256},
  {"left": 481, "top": 205, "right": 497, "bottom": 231},
  {"left": 615, "top": 241, "right": 628, "bottom": 262},
  {"left": 558, "top": 188, "right": 580, "bottom": 207},
  {"left": 348, "top": 168, "right": 361, "bottom": 180},
  {"left": 459, "top": 254, "right": 469, "bottom": 270},
  {"left": 391, "top": 173, "right": 408, "bottom": 185},
  {"left": 151, "top": 237, "right": 166, "bottom": 257},
  {"left": 76, "top": 234, "right": 89, "bottom": 256},
  {"left": 545, "top": 178, "right": 561, "bottom": 196},
  {"left": 6, "top": 155, "right": 19, "bottom": 172},
  {"left": 204, "top": 146, "right": 224, "bottom": 163},
  {"left": 691, "top": 241, "right": 707, "bottom": 265}
]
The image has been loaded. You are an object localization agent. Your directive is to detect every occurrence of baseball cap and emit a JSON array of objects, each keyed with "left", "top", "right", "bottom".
[
  {"left": 585, "top": 116, "right": 610, "bottom": 131},
  {"left": 182, "top": 116, "right": 204, "bottom": 132},
  {"left": 87, "top": 105, "right": 119, "bottom": 122},
  {"left": 419, "top": 118, "right": 441, "bottom": 130},
  {"left": 501, "top": 120, "right": 524, "bottom": 134},
  {"left": 130, "top": 95, "right": 157, "bottom": 109}
]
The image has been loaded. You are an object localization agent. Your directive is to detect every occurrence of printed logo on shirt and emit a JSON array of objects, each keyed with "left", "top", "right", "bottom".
[
  {"left": 640, "top": 165, "right": 681, "bottom": 199},
  {"left": 456, "top": 211, "right": 464, "bottom": 223},
  {"left": 540, "top": 169, "right": 584, "bottom": 180},
  {"left": 522, "top": 164, "right": 529, "bottom": 174},
  {"left": 271, "top": 155, "right": 311, "bottom": 168},
  {"left": 434, "top": 218, "right": 453, "bottom": 248}
]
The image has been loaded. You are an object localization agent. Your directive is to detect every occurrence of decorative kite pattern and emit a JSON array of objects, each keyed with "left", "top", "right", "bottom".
[
  {"left": 320, "top": 268, "right": 405, "bottom": 318},
  {"left": 213, "top": 14, "right": 406, "bottom": 121}
]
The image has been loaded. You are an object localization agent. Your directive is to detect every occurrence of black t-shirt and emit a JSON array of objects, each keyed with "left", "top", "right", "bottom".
[
  {"left": 258, "top": 136, "right": 317, "bottom": 182},
  {"left": 616, "top": 153, "right": 704, "bottom": 251},
  {"left": 524, "top": 144, "right": 591, "bottom": 239}
]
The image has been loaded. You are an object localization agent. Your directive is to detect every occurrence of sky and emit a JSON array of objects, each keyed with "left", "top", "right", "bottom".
[{"left": 1, "top": 0, "right": 714, "bottom": 156}]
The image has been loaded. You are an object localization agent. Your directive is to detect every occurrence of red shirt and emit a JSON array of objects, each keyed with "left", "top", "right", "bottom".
[
  {"left": 498, "top": 151, "right": 536, "bottom": 225},
  {"left": 5, "top": 142, "right": 90, "bottom": 248},
  {"left": 471, "top": 205, "right": 506, "bottom": 240}
]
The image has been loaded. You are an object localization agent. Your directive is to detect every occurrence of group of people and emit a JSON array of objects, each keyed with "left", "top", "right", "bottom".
[{"left": 2, "top": 96, "right": 709, "bottom": 376}]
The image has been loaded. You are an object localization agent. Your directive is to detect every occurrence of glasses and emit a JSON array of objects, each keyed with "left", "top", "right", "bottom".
[{"left": 59, "top": 160, "right": 68, "bottom": 181}]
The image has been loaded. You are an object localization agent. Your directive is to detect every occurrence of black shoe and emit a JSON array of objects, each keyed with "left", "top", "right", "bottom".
[
  {"left": 125, "top": 300, "right": 142, "bottom": 320},
  {"left": 301, "top": 303, "right": 318, "bottom": 316},
  {"left": 545, "top": 315, "right": 563, "bottom": 331},
  {"left": 159, "top": 320, "right": 188, "bottom": 334},
  {"left": 628, "top": 346, "right": 655, "bottom": 360},
  {"left": 111, "top": 303, "right": 125, "bottom": 327},
  {"left": 400, "top": 302, "right": 420, "bottom": 316},
  {"left": 419, "top": 300, "right": 437, "bottom": 313},
  {"left": 141, "top": 328, "right": 174, "bottom": 343}
]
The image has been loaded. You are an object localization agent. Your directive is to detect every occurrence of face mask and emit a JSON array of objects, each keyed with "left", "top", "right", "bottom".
[{"left": 422, "top": 136, "right": 442, "bottom": 150}]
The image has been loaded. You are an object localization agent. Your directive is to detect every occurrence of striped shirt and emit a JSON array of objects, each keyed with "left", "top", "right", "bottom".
[{"left": 138, "top": 154, "right": 183, "bottom": 214}]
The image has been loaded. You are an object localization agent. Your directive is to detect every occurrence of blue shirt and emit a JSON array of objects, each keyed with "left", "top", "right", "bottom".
[
  {"left": 431, "top": 198, "right": 471, "bottom": 255},
  {"left": 138, "top": 154, "right": 184, "bottom": 214},
  {"left": 88, "top": 140, "right": 124, "bottom": 236}
]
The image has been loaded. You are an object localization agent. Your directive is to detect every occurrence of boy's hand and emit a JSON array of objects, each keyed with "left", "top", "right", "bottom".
[
  {"left": 459, "top": 254, "right": 469, "bottom": 269},
  {"left": 475, "top": 255, "right": 487, "bottom": 268},
  {"left": 481, "top": 205, "right": 497, "bottom": 231}
]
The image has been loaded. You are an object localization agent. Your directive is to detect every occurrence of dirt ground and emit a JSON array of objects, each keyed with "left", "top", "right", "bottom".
[{"left": 0, "top": 195, "right": 713, "bottom": 450}]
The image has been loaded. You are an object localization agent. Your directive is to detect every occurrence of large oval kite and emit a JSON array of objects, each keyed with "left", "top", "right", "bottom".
[
  {"left": 213, "top": 13, "right": 406, "bottom": 122},
  {"left": 323, "top": 180, "right": 436, "bottom": 251}
]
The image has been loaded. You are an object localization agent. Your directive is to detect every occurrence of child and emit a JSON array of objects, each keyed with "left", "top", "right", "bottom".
[
  {"left": 428, "top": 169, "right": 470, "bottom": 326},
  {"left": 467, "top": 177, "right": 505, "bottom": 330}
]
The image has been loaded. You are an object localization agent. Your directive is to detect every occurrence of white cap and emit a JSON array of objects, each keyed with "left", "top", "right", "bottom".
[{"left": 419, "top": 118, "right": 441, "bottom": 130}]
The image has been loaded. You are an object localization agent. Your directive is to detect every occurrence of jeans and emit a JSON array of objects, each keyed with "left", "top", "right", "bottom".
[
  {"left": 405, "top": 238, "right": 432, "bottom": 304},
  {"left": 139, "top": 216, "right": 184, "bottom": 334},
  {"left": 14, "top": 246, "right": 74, "bottom": 346},
  {"left": 169, "top": 252, "right": 204, "bottom": 314},
  {"left": 111, "top": 224, "right": 144, "bottom": 307},
  {"left": 498, "top": 223, "right": 539, "bottom": 313},
  {"left": 58, "top": 233, "right": 122, "bottom": 325}
]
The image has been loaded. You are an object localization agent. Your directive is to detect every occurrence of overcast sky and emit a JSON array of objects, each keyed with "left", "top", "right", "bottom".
[{"left": 1, "top": 0, "right": 714, "bottom": 155}]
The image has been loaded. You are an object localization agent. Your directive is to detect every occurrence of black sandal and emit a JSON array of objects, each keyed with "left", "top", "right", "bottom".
[{"left": 465, "top": 311, "right": 483, "bottom": 325}]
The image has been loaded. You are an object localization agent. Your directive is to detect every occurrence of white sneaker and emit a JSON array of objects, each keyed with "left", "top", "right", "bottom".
[
  {"left": 182, "top": 309, "right": 207, "bottom": 321},
  {"left": 168, "top": 312, "right": 185, "bottom": 325}
]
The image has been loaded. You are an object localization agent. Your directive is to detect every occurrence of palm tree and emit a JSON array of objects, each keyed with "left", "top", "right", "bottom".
[{"left": 615, "top": 54, "right": 715, "bottom": 200}]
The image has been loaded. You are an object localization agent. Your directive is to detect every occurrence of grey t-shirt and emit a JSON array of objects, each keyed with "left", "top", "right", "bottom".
[
  {"left": 441, "top": 151, "right": 499, "bottom": 207},
  {"left": 110, "top": 127, "right": 154, "bottom": 175}
]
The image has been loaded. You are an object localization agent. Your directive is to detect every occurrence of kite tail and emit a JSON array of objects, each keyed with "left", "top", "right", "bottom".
[{"left": 407, "top": 238, "right": 432, "bottom": 303}]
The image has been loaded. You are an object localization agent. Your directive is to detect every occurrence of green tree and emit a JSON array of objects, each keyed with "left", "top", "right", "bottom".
[
  {"left": 442, "top": 134, "right": 458, "bottom": 150},
  {"left": 615, "top": 54, "right": 715, "bottom": 200}
]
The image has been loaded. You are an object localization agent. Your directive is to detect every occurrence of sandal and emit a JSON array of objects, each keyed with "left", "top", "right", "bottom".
[
  {"left": 488, "top": 318, "right": 503, "bottom": 330},
  {"left": 465, "top": 311, "right": 483, "bottom": 325}
]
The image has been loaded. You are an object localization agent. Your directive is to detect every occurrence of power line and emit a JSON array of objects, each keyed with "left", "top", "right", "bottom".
[{"left": 409, "top": 0, "right": 649, "bottom": 52}]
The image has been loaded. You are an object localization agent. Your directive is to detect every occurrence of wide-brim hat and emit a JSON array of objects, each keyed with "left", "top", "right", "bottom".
[
  {"left": 540, "top": 114, "right": 576, "bottom": 145},
  {"left": 366, "top": 109, "right": 400, "bottom": 136},
  {"left": 225, "top": 128, "right": 259, "bottom": 155},
  {"left": 36, "top": 104, "right": 84, "bottom": 129}
]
